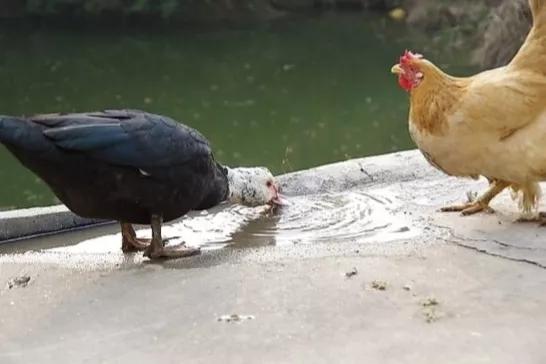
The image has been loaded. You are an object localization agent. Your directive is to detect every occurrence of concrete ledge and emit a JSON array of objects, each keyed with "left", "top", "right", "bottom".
[
  {"left": 0, "top": 149, "right": 429, "bottom": 243},
  {"left": 279, "top": 149, "right": 432, "bottom": 196},
  {"left": 0, "top": 205, "right": 109, "bottom": 244}
]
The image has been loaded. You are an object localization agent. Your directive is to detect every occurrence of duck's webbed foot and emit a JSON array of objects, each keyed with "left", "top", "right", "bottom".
[
  {"left": 121, "top": 223, "right": 151, "bottom": 252},
  {"left": 142, "top": 215, "right": 201, "bottom": 260},
  {"left": 145, "top": 242, "right": 201, "bottom": 259},
  {"left": 440, "top": 180, "right": 509, "bottom": 216}
]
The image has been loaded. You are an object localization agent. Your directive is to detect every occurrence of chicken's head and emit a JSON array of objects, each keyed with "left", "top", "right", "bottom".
[{"left": 391, "top": 50, "right": 424, "bottom": 92}]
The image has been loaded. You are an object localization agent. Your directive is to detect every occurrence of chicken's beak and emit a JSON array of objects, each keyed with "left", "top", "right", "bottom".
[{"left": 391, "top": 64, "right": 404, "bottom": 75}]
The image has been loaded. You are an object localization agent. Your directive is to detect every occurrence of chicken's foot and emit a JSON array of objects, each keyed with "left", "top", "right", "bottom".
[
  {"left": 143, "top": 214, "right": 201, "bottom": 259},
  {"left": 121, "top": 222, "right": 150, "bottom": 252},
  {"left": 535, "top": 212, "right": 546, "bottom": 226},
  {"left": 516, "top": 212, "right": 546, "bottom": 225},
  {"left": 441, "top": 180, "right": 509, "bottom": 215}
]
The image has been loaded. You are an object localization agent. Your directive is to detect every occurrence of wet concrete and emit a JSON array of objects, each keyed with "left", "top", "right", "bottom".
[{"left": 1, "top": 150, "right": 546, "bottom": 363}]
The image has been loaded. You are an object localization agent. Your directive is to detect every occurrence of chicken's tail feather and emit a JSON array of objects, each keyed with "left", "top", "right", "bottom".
[
  {"left": 510, "top": 182, "right": 541, "bottom": 218},
  {"left": 509, "top": 0, "right": 546, "bottom": 70}
]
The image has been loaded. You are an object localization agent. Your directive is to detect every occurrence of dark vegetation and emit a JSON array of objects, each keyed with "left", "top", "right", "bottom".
[
  {"left": 404, "top": 0, "right": 531, "bottom": 68},
  {"left": 0, "top": 0, "right": 533, "bottom": 68},
  {"left": 0, "top": 0, "right": 400, "bottom": 21}
]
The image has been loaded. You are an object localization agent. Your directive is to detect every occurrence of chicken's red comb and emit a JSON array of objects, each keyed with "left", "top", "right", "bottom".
[{"left": 400, "top": 50, "right": 423, "bottom": 65}]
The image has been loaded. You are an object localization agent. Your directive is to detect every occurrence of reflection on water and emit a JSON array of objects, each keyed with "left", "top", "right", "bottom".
[{"left": 0, "top": 188, "right": 417, "bottom": 269}]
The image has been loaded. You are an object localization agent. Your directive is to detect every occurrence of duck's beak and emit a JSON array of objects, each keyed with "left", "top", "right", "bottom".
[
  {"left": 391, "top": 64, "right": 404, "bottom": 75},
  {"left": 268, "top": 184, "right": 289, "bottom": 207},
  {"left": 270, "top": 193, "right": 289, "bottom": 206}
]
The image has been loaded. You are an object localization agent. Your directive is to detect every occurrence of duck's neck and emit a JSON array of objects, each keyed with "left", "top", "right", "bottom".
[{"left": 224, "top": 167, "right": 249, "bottom": 204}]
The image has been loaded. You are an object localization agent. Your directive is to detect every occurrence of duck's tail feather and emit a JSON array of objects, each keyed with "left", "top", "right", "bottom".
[{"left": 0, "top": 116, "right": 50, "bottom": 152}]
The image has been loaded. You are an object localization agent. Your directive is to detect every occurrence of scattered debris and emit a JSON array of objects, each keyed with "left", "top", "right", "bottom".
[
  {"left": 358, "top": 164, "right": 374, "bottom": 181},
  {"left": 7, "top": 275, "right": 31, "bottom": 289},
  {"left": 217, "top": 314, "right": 255, "bottom": 323},
  {"left": 403, "top": 284, "right": 412, "bottom": 291},
  {"left": 421, "top": 297, "right": 439, "bottom": 307},
  {"left": 371, "top": 280, "right": 387, "bottom": 291},
  {"left": 423, "top": 308, "right": 441, "bottom": 323},
  {"left": 421, "top": 297, "right": 442, "bottom": 323},
  {"left": 345, "top": 268, "right": 358, "bottom": 278},
  {"left": 396, "top": 226, "right": 410, "bottom": 233}
]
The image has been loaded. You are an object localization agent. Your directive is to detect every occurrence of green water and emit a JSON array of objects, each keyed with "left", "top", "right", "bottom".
[{"left": 0, "top": 14, "right": 472, "bottom": 209}]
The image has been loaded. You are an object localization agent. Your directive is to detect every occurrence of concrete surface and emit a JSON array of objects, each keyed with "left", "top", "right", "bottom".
[{"left": 1, "top": 150, "right": 546, "bottom": 364}]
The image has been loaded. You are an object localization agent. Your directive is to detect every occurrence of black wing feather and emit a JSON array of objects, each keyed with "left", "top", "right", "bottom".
[{"left": 36, "top": 110, "right": 212, "bottom": 169}]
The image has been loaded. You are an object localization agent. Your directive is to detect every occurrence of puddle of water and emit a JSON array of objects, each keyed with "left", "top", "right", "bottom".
[
  {"left": 260, "top": 190, "right": 415, "bottom": 245},
  {"left": 0, "top": 203, "right": 269, "bottom": 269},
  {"left": 0, "top": 189, "right": 418, "bottom": 269},
  {"left": 50, "top": 203, "right": 269, "bottom": 254}
]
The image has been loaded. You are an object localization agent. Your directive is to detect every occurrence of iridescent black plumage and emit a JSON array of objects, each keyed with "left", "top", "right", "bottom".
[{"left": 0, "top": 109, "right": 228, "bottom": 235}]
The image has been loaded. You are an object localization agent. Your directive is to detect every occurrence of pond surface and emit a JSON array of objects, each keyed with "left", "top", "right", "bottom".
[{"left": 0, "top": 14, "right": 473, "bottom": 209}]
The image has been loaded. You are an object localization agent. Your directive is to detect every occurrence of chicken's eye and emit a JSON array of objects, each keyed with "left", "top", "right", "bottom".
[{"left": 266, "top": 181, "right": 272, "bottom": 187}]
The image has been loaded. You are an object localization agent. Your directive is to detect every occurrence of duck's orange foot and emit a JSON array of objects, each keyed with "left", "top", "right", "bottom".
[
  {"left": 143, "top": 242, "right": 201, "bottom": 259},
  {"left": 121, "top": 223, "right": 151, "bottom": 252}
]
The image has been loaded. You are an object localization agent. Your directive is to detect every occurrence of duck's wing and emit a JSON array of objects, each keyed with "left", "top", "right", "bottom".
[{"left": 36, "top": 110, "right": 213, "bottom": 169}]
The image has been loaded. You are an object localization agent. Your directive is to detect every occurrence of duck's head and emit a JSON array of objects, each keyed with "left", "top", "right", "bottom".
[{"left": 226, "top": 167, "right": 287, "bottom": 207}]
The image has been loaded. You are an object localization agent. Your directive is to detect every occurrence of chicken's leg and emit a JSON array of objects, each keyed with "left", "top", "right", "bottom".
[
  {"left": 441, "top": 180, "right": 509, "bottom": 215},
  {"left": 121, "top": 222, "right": 150, "bottom": 252},
  {"left": 143, "top": 214, "right": 201, "bottom": 259}
]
